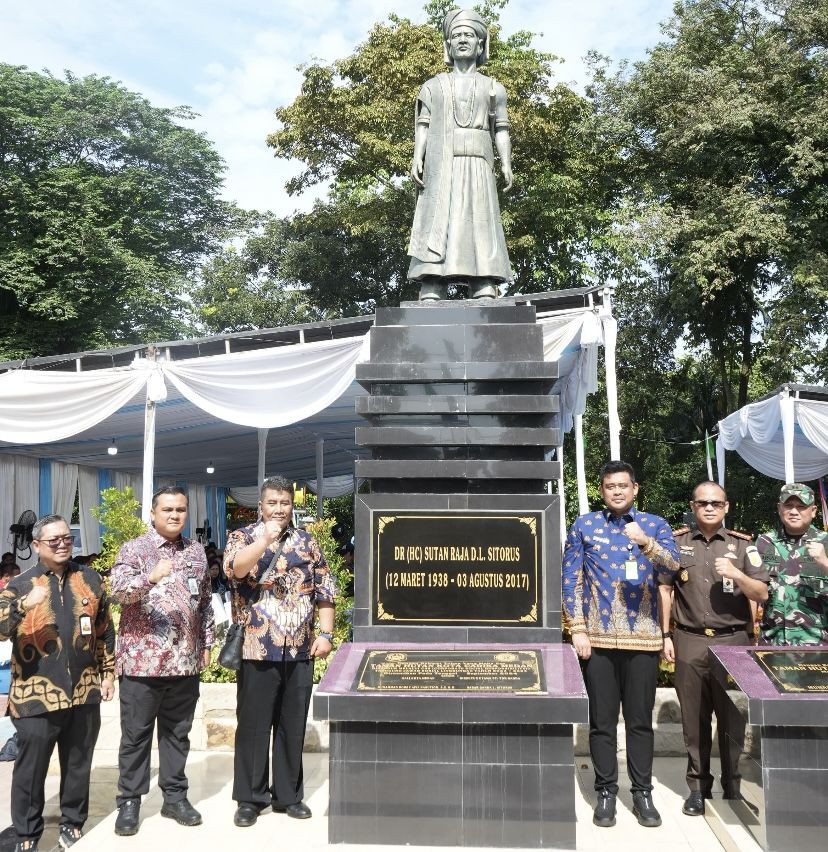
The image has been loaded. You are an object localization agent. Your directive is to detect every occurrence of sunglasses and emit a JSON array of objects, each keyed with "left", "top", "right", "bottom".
[
  {"left": 37, "top": 535, "right": 74, "bottom": 548},
  {"left": 692, "top": 500, "right": 726, "bottom": 509}
]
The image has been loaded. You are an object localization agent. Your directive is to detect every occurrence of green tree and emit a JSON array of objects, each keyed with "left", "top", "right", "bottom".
[
  {"left": 0, "top": 65, "right": 235, "bottom": 360},
  {"left": 90, "top": 487, "right": 146, "bottom": 575},
  {"left": 264, "top": 3, "right": 624, "bottom": 314},
  {"left": 590, "top": 0, "right": 828, "bottom": 411},
  {"left": 192, "top": 214, "right": 323, "bottom": 333}
]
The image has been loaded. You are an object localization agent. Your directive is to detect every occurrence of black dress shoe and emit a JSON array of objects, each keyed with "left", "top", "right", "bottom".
[
  {"left": 114, "top": 799, "right": 141, "bottom": 836},
  {"left": 161, "top": 798, "right": 202, "bottom": 826},
  {"left": 234, "top": 803, "right": 264, "bottom": 827},
  {"left": 273, "top": 801, "right": 312, "bottom": 819},
  {"left": 682, "top": 791, "right": 706, "bottom": 816},
  {"left": 592, "top": 790, "right": 616, "bottom": 827},
  {"left": 632, "top": 791, "right": 662, "bottom": 827}
]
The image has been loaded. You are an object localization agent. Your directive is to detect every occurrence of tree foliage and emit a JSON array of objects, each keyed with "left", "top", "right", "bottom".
[
  {"left": 590, "top": 0, "right": 828, "bottom": 410},
  {"left": 191, "top": 214, "right": 323, "bottom": 334},
  {"left": 0, "top": 65, "right": 235, "bottom": 360},
  {"left": 90, "top": 487, "right": 147, "bottom": 576}
]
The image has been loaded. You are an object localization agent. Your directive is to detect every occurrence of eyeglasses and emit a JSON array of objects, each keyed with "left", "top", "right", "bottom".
[
  {"left": 37, "top": 535, "right": 74, "bottom": 548},
  {"left": 692, "top": 500, "right": 726, "bottom": 509}
]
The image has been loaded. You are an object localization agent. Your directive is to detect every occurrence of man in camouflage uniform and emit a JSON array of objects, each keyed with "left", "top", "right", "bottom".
[{"left": 757, "top": 483, "right": 828, "bottom": 646}]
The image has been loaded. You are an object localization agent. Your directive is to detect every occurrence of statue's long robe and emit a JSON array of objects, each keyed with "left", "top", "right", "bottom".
[{"left": 407, "top": 71, "right": 512, "bottom": 282}]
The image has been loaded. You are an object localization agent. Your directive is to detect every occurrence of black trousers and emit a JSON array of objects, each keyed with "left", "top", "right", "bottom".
[
  {"left": 117, "top": 675, "right": 200, "bottom": 806},
  {"left": 233, "top": 658, "right": 314, "bottom": 808},
  {"left": 583, "top": 647, "right": 659, "bottom": 795},
  {"left": 674, "top": 629, "right": 748, "bottom": 795},
  {"left": 11, "top": 704, "right": 101, "bottom": 840}
]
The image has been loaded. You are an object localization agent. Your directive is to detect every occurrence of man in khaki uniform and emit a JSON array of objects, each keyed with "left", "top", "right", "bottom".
[{"left": 658, "top": 481, "right": 769, "bottom": 817}]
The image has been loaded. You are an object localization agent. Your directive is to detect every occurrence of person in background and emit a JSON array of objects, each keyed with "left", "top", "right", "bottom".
[
  {"left": 0, "top": 563, "right": 20, "bottom": 591},
  {"left": 757, "top": 483, "right": 828, "bottom": 645},
  {"left": 224, "top": 476, "right": 336, "bottom": 826},
  {"left": 562, "top": 460, "right": 679, "bottom": 830},
  {"left": 338, "top": 541, "right": 355, "bottom": 597},
  {"left": 110, "top": 486, "right": 214, "bottom": 837},
  {"left": 0, "top": 514, "right": 115, "bottom": 851},
  {"left": 659, "top": 481, "right": 768, "bottom": 816}
]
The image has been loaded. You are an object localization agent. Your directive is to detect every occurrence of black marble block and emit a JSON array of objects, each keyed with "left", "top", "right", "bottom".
[
  {"left": 709, "top": 646, "right": 828, "bottom": 852},
  {"left": 328, "top": 722, "right": 576, "bottom": 848},
  {"left": 317, "top": 643, "right": 586, "bottom": 848}
]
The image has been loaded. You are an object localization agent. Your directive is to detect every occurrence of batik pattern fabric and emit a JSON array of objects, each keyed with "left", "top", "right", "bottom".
[
  {"left": 224, "top": 523, "right": 337, "bottom": 662},
  {"left": 562, "top": 508, "right": 680, "bottom": 651},
  {"left": 0, "top": 561, "right": 115, "bottom": 718},
  {"left": 757, "top": 526, "right": 828, "bottom": 646},
  {"left": 110, "top": 529, "right": 214, "bottom": 676}
]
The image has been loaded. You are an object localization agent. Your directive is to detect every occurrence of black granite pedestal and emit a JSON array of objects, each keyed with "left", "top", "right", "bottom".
[
  {"left": 316, "top": 643, "right": 586, "bottom": 848},
  {"left": 315, "top": 298, "right": 589, "bottom": 848},
  {"left": 710, "top": 645, "right": 828, "bottom": 852}
]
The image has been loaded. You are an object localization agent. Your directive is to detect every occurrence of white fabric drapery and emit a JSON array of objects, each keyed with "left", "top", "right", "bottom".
[
  {"left": 0, "top": 336, "right": 369, "bottom": 445},
  {"left": 0, "top": 455, "right": 16, "bottom": 560},
  {"left": 13, "top": 457, "right": 39, "bottom": 568},
  {"left": 716, "top": 390, "right": 828, "bottom": 483},
  {"left": 0, "top": 363, "right": 152, "bottom": 444},
  {"left": 229, "top": 487, "right": 259, "bottom": 509},
  {"left": 189, "top": 485, "right": 209, "bottom": 543},
  {"left": 51, "top": 461, "right": 79, "bottom": 521},
  {"left": 307, "top": 475, "right": 357, "bottom": 499},
  {"left": 78, "top": 466, "right": 101, "bottom": 554},
  {"left": 162, "top": 336, "right": 369, "bottom": 429}
]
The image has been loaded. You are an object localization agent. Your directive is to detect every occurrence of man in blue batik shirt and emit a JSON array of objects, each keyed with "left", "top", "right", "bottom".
[{"left": 563, "top": 460, "right": 679, "bottom": 830}]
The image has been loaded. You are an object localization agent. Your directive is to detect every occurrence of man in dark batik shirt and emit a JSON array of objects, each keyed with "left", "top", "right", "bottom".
[
  {"left": 0, "top": 514, "right": 115, "bottom": 852},
  {"left": 224, "top": 475, "right": 336, "bottom": 826}
]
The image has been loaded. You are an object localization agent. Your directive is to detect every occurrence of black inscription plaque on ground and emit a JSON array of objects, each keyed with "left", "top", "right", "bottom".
[
  {"left": 751, "top": 649, "right": 828, "bottom": 694},
  {"left": 372, "top": 511, "right": 541, "bottom": 625},
  {"left": 354, "top": 649, "right": 546, "bottom": 693}
]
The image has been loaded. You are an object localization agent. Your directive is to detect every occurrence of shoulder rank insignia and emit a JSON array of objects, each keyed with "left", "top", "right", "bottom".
[
  {"left": 727, "top": 529, "right": 752, "bottom": 541},
  {"left": 672, "top": 526, "right": 690, "bottom": 536}
]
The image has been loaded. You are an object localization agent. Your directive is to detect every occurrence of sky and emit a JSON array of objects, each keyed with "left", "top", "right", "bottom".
[{"left": 1, "top": 0, "right": 676, "bottom": 215}]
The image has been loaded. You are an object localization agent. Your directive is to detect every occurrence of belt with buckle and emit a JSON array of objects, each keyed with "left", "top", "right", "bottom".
[{"left": 676, "top": 624, "right": 749, "bottom": 638}]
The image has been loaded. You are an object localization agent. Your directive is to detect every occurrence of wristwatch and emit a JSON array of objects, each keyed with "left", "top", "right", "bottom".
[
  {"left": 662, "top": 631, "right": 673, "bottom": 639},
  {"left": 318, "top": 631, "right": 334, "bottom": 643}
]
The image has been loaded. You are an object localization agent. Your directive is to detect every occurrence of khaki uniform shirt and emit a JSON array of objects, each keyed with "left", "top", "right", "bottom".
[{"left": 660, "top": 527, "right": 769, "bottom": 630}]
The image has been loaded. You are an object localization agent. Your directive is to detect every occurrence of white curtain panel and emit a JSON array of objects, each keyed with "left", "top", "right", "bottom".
[
  {"left": 539, "top": 311, "right": 601, "bottom": 434},
  {"left": 797, "top": 400, "right": 828, "bottom": 456},
  {"left": 51, "top": 461, "right": 79, "bottom": 520},
  {"left": 0, "top": 363, "right": 150, "bottom": 443},
  {"left": 188, "top": 485, "right": 209, "bottom": 542},
  {"left": 229, "top": 487, "right": 259, "bottom": 509},
  {"left": 77, "top": 466, "right": 101, "bottom": 555},
  {"left": 113, "top": 471, "right": 143, "bottom": 502},
  {"left": 161, "top": 336, "right": 368, "bottom": 429},
  {"left": 0, "top": 455, "right": 15, "bottom": 558},
  {"left": 717, "top": 395, "right": 828, "bottom": 481},
  {"left": 307, "top": 475, "right": 356, "bottom": 498},
  {"left": 13, "top": 457, "right": 40, "bottom": 568}
]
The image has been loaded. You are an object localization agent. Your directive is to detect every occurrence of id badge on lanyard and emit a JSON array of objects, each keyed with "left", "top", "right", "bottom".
[{"left": 625, "top": 543, "right": 638, "bottom": 581}]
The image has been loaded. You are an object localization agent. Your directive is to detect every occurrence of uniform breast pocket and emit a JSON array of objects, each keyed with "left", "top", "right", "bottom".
[{"left": 677, "top": 553, "right": 695, "bottom": 583}]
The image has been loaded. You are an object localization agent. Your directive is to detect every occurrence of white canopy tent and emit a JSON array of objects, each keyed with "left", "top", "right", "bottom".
[
  {"left": 715, "top": 384, "right": 828, "bottom": 485},
  {"left": 0, "top": 289, "right": 620, "bottom": 558}
]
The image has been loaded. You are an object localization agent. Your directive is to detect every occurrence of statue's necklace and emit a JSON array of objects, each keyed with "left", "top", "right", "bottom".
[{"left": 450, "top": 73, "right": 477, "bottom": 128}]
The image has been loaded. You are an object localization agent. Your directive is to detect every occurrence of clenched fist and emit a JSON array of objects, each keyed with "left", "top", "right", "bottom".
[
  {"left": 623, "top": 521, "right": 649, "bottom": 546},
  {"left": 149, "top": 558, "right": 174, "bottom": 585}
]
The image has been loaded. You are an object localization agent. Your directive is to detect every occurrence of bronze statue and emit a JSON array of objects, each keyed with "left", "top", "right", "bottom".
[{"left": 408, "top": 8, "right": 513, "bottom": 301}]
